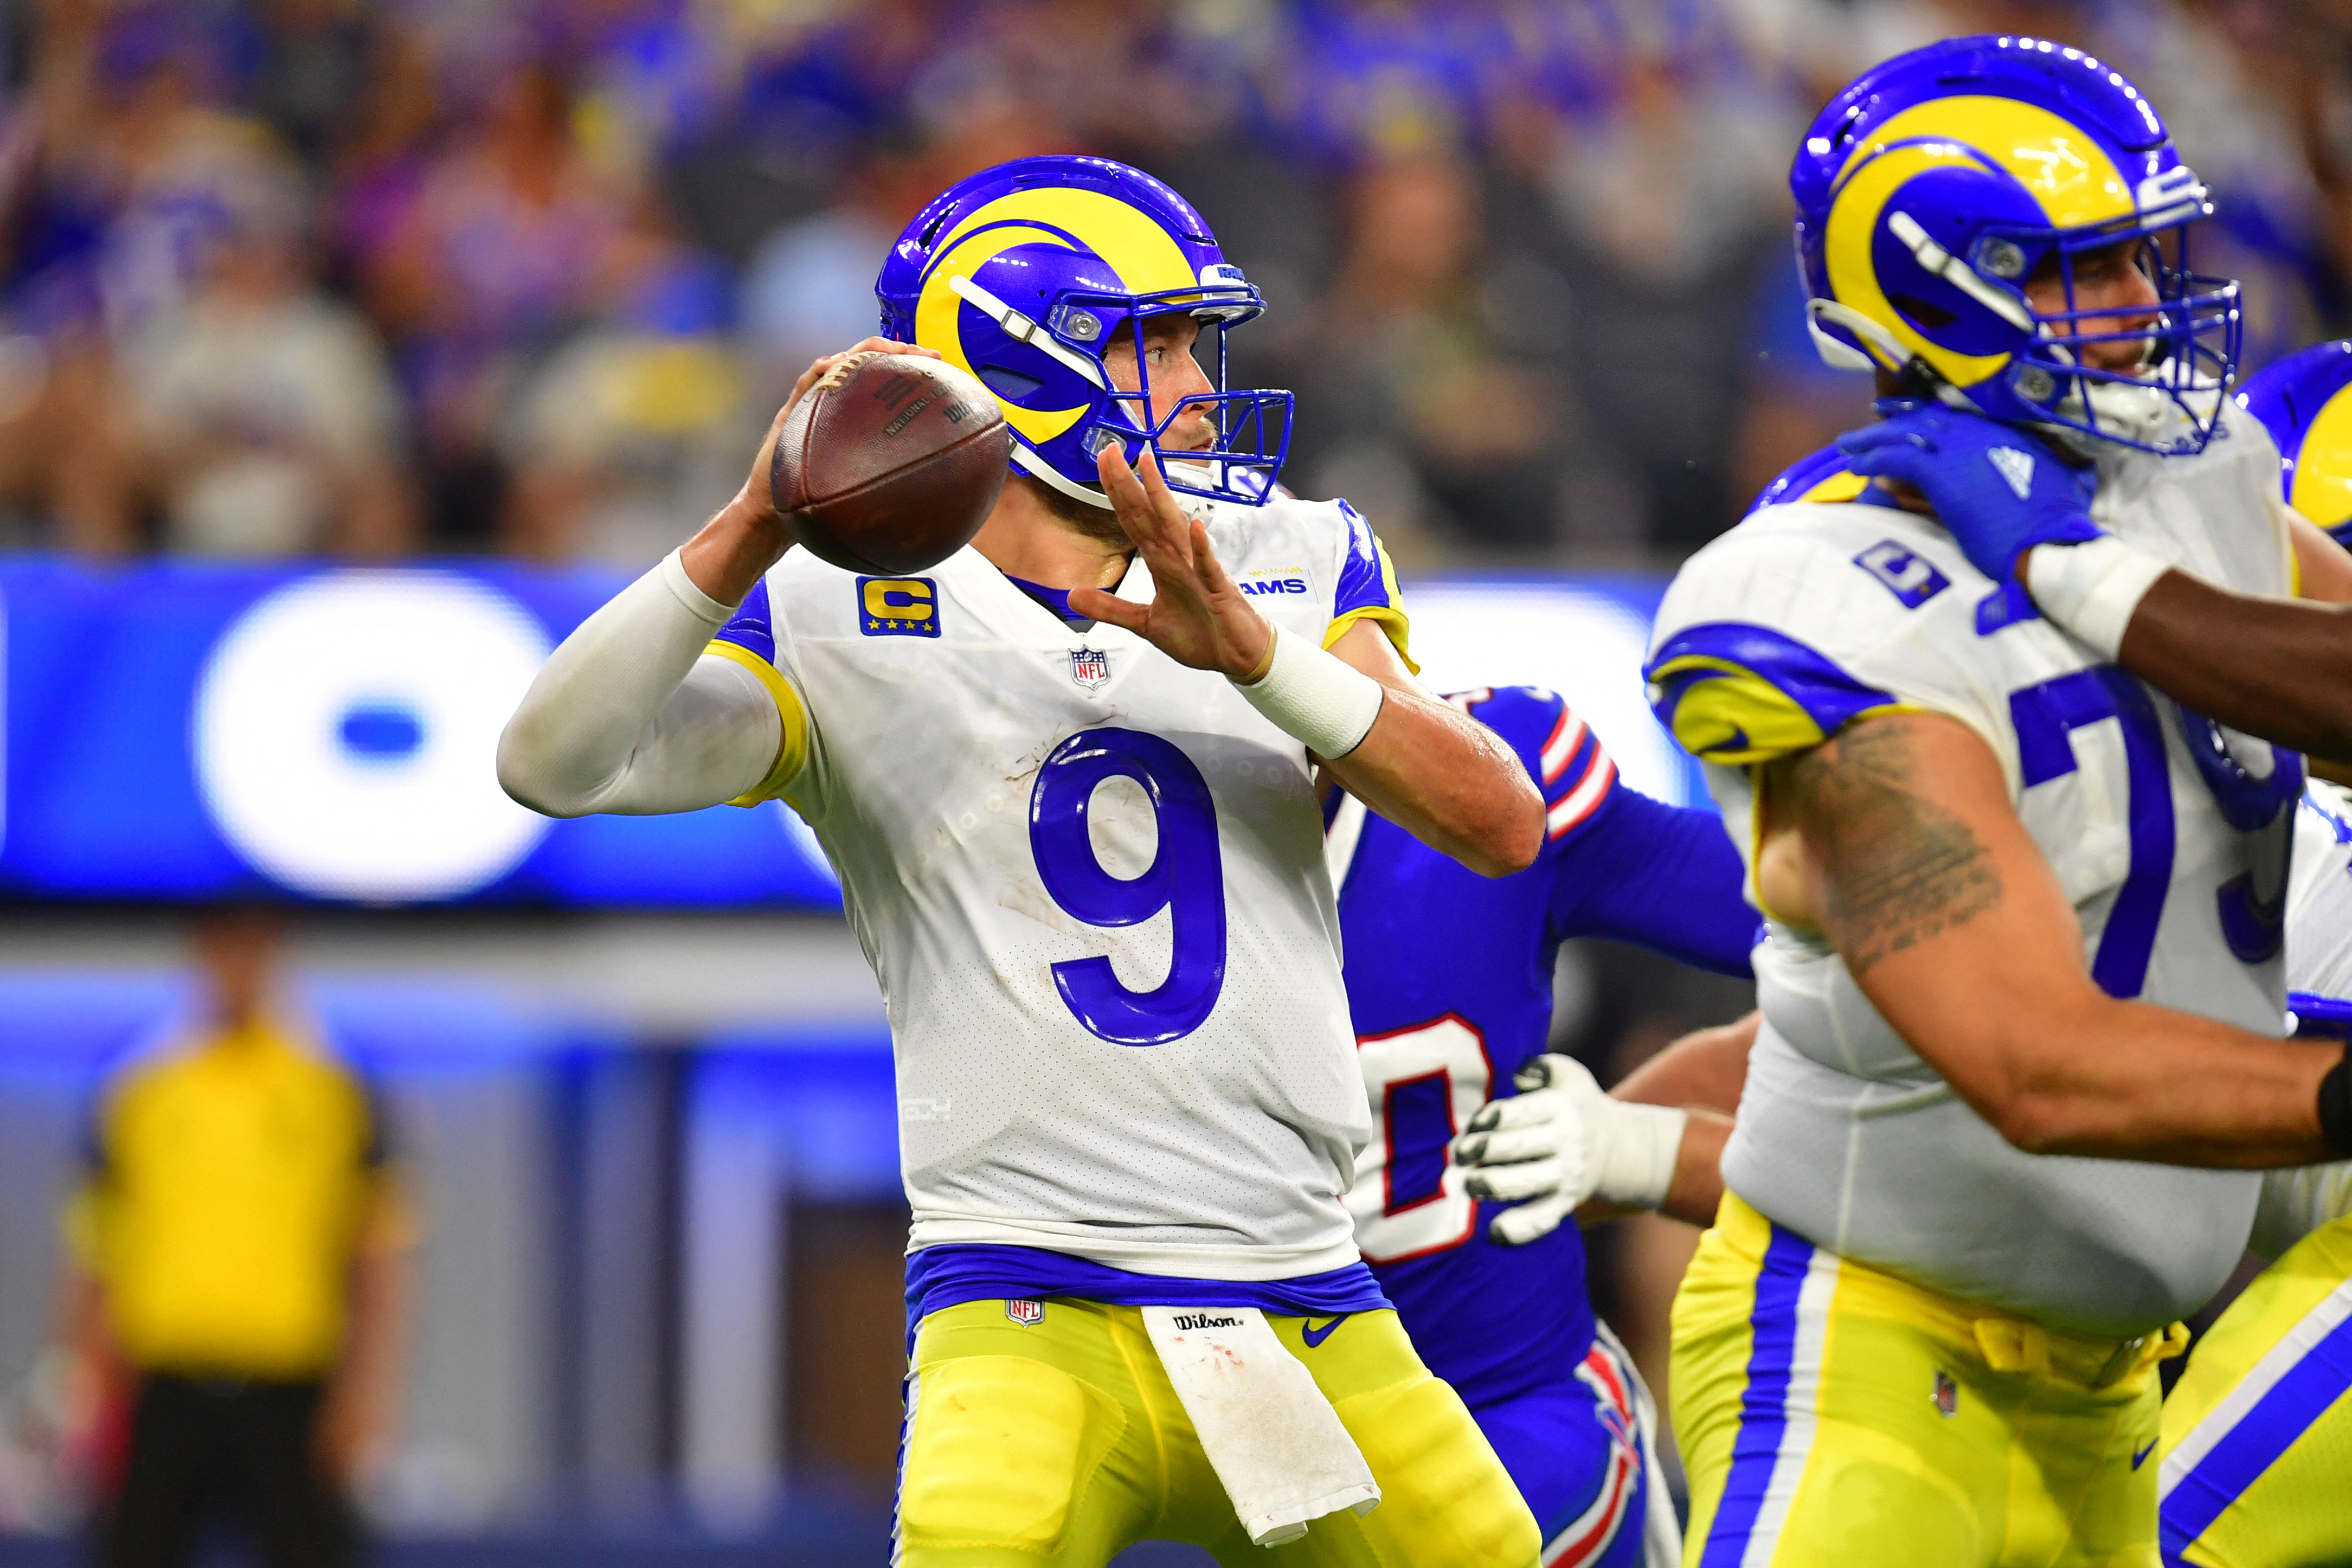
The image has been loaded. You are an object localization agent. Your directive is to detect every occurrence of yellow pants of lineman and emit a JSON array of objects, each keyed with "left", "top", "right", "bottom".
[
  {"left": 1673, "top": 1194, "right": 2186, "bottom": 1568},
  {"left": 894, "top": 1297, "right": 1539, "bottom": 1567},
  {"left": 2159, "top": 1217, "right": 2352, "bottom": 1568}
]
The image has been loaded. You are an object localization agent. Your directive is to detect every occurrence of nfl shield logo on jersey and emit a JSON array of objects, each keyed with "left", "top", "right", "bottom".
[
  {"left": 1069, "top": 647, "right": 1111, "bottom": 690},
  {"left": 1005, "top": 1299, "right": 1045, "bottom": 1327}
]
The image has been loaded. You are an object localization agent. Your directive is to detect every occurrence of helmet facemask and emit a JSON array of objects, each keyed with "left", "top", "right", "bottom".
[
  {"left": 1995, "top": 216, "right": 2241, "bottom": 454},
  {"left": 1045, "top": 279, "right": 1294, "bottom": 509}
]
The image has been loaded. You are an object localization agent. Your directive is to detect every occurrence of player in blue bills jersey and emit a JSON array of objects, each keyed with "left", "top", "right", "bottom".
[{"left": 1329, "top": 685, "right": 1759, "bottom": 1567}]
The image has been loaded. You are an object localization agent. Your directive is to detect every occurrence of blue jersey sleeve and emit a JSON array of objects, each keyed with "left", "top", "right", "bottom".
[
  {"left": 713, "top": 575, "right": 776, "bottom": 662},
  {"left": 1327, "top": 499, "right": 1414, "bottom": 670},
  {"left": 1455, "top": 686, "right": 1757, "bottom": 977},
  {"left": 1547, "top": 787, "right": 1758, "bottom": 976}
]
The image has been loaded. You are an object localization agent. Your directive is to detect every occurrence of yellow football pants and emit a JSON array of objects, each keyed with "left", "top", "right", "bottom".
[
  {"left": 1674, "top": 1194, "right": 2185, "bottom": 1568},
  {"left": 894, "top": 1297, "right": 1539, "bottom": 1567},
  {"left": 2160, "top": 1217, "right": 2352, "bottom": 1568}
]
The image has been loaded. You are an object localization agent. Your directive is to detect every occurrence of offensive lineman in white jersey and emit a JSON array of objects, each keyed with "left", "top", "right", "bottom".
[
  {"left": 497, "top": 157, "right": 1545, "bottom": 1566},
  {"left": 2135, "top": 346, "right": 2352, "bottom": 1568},
  {"left": 2150, "top": 778, "right": 2352, "bottom": 1568},
  {"left": 1638, "top": 41, "right": 2352, "bottom": 1567}
]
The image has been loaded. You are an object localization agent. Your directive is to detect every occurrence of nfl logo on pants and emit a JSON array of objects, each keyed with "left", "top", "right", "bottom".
[
  {"left": 1006, "top": 1299, "right": 1045, "bottom": 1327},
  {"left": 1070, "top": 648, "right": 1110, "bottom": 690}
]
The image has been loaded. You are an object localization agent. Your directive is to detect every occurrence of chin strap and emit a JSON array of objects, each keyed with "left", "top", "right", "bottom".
[
  {"left": 1010, "top": 440, "right": 1117, "bottom": 510},
  {"left": 1008, "top": 431, "right": 1220, "bottom": 523}
]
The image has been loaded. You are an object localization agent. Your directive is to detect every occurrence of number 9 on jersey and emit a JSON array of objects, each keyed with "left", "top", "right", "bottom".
[{"left": 1030, "top": 728, "right": 1228, "bottom": 1046}]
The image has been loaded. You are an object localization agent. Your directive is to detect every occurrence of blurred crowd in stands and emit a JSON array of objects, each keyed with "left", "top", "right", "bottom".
[{"left": 0, "top": 0, "right": 2344, "bottom": 567}]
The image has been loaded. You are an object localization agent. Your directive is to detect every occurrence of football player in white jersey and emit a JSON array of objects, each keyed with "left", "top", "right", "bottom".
[
  {"left": 2087, "top": 345, "right": 2352, "bottom": 1568},
  {"left": 498, "top": 157, "right": 1548, "bottom": 1566},
  {"left": 2154, "top": 776, "right": 2352, "bottom": 1568},
  {"left": 1640, "top": 41, "right": 2352, "bottom": 1567}
]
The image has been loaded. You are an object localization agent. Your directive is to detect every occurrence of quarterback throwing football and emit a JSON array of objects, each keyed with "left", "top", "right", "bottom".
[{"left": 499, "top": 157, "right": 1546, "bottom": 1566}]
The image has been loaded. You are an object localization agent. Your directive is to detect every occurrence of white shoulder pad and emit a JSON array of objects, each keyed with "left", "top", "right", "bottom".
[{"left": 1647, "top": 503, "right": 2008, "bottom": 769}]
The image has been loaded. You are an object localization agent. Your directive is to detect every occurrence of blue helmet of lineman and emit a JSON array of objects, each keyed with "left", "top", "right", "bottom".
[
  {"left": 1792, "top": 35, "right": 2241, "bottom": 454},
  {"left": 2237, "top": 339, "right": 2352, "bottom": 545},
  {"left": 875, "top": 156, "right": 1293, "bottom": 510}
]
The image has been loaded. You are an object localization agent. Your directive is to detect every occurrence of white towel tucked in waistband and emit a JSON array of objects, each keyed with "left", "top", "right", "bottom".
[{"left": 1140, "top": 1305, "right": 1379, "bottom": 1547}]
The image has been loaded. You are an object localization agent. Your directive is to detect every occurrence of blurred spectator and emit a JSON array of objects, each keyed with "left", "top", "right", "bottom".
[
  {"left": 52, "top": 908, "right": 413, "bottom": 1568},
  {"left": 1527, "top": 26, "right": 1801, "bottom": 548},
  {"left": 117, "top": 172, "right": 415, "bottom": 557},
  {"left": 319, "top": 19, "right": 438, "bottom": 301},
  {"left": 359, "top": 60, "right": 633, "bottom": 548},
  {"left": 1, "top": 0, "right": 2351, "bottom": 560},
  {"left": 1284, "top": 145, "right": 1585, "bottom": 559},
  {"left": 235, "top": 0, "right": 382, "bottom": 182},
  {"left": 501, "top": 230, "right": 754, "bottom": 563},
  {"left": 0, "top": 2, "right": 294, "bottom": 551},
  {"left": 737, "top": 156, "right": 904, "bottom": 399}
]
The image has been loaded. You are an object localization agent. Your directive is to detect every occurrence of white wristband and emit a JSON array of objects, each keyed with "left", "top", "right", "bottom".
[
  {"left": 1593, "top": 1101, "right": 1688, "bottom": 1210},
  {"left": 2025, "top": 536, "right": 2171, "bottom": 660},
  {"left": 1235, "top": 625, "right": 1385, "bottom": 759}
]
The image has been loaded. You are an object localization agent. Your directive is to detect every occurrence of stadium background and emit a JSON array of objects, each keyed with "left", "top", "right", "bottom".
[{"left": 0, "top": 0, "right": 2338, "bottom": 1560}]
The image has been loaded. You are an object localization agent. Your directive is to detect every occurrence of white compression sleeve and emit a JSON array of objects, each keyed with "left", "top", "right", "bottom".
[
  {"left": 1235, "top": 625, "right": 1385, "bottom": 759},
  {"left": 498, "top": 549, "right": 785, "bottom": 816},
  {"left": 2024, "top": 537, "right": 2173, "bottom": 660}
]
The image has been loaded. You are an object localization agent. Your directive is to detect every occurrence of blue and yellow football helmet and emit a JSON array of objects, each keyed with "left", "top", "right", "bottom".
[
  {"left": 875, "top": 156, "right": 1291, "bottom": 510},
  {"left": 2237, "top": 339, "right": 2352, "bottom": 545},
  {"left": 1793, "top": 36, "right": 2241, "bottom": 454}
]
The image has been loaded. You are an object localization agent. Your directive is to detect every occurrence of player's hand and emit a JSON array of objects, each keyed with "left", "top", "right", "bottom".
[
  {"left": 733, "top": 336, "right": 942, "bottom": 528},
  {"left": 1837, "top": 401, "right": 2103, "bottom": 584},
  {"left": 1454, "top": 1054, "right": 1604, "bottom": 1244},
  {"left": 690, "top": 337, "right": 940, "bottom": 606},
  {"left": 1458, "top": 1054, "right": 1693, "bottom": 1244},
  {"left": 1069, "top": 446, "right": 1274, "bottom": 680}
]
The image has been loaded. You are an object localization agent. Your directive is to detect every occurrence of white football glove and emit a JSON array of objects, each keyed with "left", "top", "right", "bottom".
[{"left": 1454, "top": 1054, "right": 1689, "bottom": 1245}]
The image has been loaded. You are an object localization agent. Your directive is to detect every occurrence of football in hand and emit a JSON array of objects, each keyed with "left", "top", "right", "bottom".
[{"left": 769, "top": 352, "right": 1012, "bottom": 575}]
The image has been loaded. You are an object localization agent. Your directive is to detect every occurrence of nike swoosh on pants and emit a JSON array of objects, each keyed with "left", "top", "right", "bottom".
[{"left": 1301, "top": 1316, "right": 1347, "bottom": 1348}]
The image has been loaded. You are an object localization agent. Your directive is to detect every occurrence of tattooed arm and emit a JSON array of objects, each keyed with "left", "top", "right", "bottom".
[{"left": 1756, "top": 710, "right": 2336, "bottom": 1168}]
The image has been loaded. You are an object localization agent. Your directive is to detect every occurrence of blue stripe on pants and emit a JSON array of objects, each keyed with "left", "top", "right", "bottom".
[
  {"left": 1699, "top": 1224, "right": 1817, "bottom": 1568},
  {"left": 2160, "top": 1308, "right": 2352, "bottom": 1559}
]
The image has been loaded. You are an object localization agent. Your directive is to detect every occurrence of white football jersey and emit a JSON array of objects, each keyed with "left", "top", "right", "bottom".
[
  {"left": 705, "top": 495, "right": 1410, "bottom": 1281},
  {"left": 1648, "top": 416, "right": 2297, "bottom": 1336}
]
